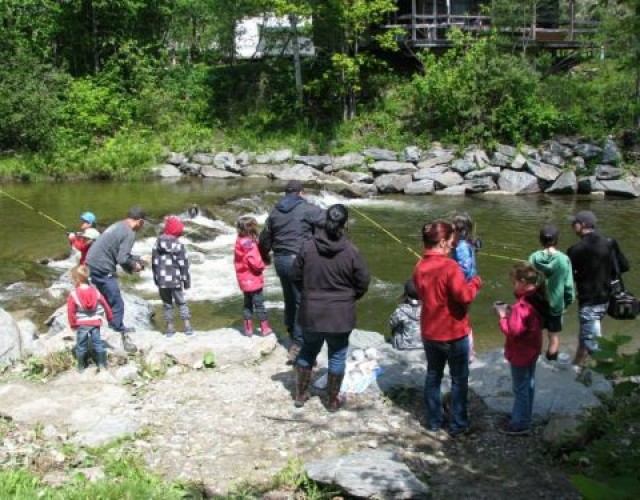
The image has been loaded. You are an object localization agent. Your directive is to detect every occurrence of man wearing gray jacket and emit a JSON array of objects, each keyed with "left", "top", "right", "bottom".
[
  {"left": 259, "top": 181, "right": 325, "bottom": 362},
  {"left": 86, "top": 206, "right": 146, "bottom": 353}
]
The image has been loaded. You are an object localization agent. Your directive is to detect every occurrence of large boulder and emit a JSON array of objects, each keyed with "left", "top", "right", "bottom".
[
  {"left": 404, "top": 179, "right": 435, "bottom": 195},
  {"left": 0, "top": 308, "right": 21, "bottom": 364},
  {"left": 363, "top": 147, "right": 398, "bottom": 162},
  {"left": 498, "top": 169, "right": 540, "bottom": 194},
  {"left": 545, "top": 171, "right": 577, "bottom": 194},
  {"left": 200, "top": 166, "right": 240, "bottom": 178},
  {"left": 271, "top": 164, "right": 322, "bottom": 182},
  {"left": 374, "top": 174, "right": 413, "bottom": 194},
  {"left": 526, "top": 159, "right": 562, "bottom": 182},
  {"left": 305, "top": 450, "right": 430, "bottom": 500},
  {"left": 294, "top": 155, "right": 332, "bottom": 170},
  {"left": 368, "top": 161, "right": 416, "bottom": 175},
  {"left": 326, "top": 153, "right": 365, "bottom": 173},
  {"left": 416, "top": 154, "right": 455, "bottom": 169}
]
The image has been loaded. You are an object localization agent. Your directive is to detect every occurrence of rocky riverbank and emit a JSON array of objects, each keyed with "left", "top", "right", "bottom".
[
  {"left": 153, "top": 137, "right": 640, "bottom": 198},
  {"left": 0, "top": 295, "right": 611, "bottom": 498}
]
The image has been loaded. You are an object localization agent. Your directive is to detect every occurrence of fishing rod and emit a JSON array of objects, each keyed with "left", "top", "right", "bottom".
[
  {"left": 351, "top": 205, "right": 522, "bottom": 263},
  {"left": 0, "top": 188, "right": 69, "bottom": 231}
]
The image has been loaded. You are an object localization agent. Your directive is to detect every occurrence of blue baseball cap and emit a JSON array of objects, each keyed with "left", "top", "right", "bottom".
[{"left": 80, "top": 212, "right": 96, "bottom": 224}]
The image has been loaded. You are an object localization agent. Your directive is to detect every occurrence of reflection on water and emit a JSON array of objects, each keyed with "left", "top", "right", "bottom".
[{"left": 1, "top": 180, "right": 639, "bottom": 353}]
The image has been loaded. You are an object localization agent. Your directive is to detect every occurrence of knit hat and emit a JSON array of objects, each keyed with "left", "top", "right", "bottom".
[
  {"left": 80, "top": 212, "right": 96, "bottom": 225},
  {"left": 82, "top": 228, "right": 100, "bottom": 241},
  {"left": 163, "top": 216, "right": 184, "bottom": 237}
]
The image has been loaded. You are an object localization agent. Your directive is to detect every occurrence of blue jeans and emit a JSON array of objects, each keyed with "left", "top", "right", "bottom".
[
  {"left": 90, "top": 272, "right": 125, "bottom": 333},
  {"left": 243, "top": 289, "right": 267, "bottom": 321},
  {"left": 76, "top": 325, "right": 105, "bottom": 360},
  {"left": 297, "top": 331, "right": 350, "bottom": 375},
  {"left": 510, "top": 362, "right": 536, "bottom": 430},
  {"left": 274, "top": 254, "right": 302, "bottom": 345},
  {"left": 423, "top": 336, "right": 470, "bottom": 434},
  {"left": 578, "top": 303, "right": 607, "bottom": 354}
]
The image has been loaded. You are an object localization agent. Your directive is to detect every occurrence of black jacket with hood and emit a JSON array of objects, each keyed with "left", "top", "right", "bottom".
[
  {"left": 292, "top": 228, "right": 371, "bottom": 333},
  {"left": 258, "top": 194, "right": 325, "bottom": 257}
]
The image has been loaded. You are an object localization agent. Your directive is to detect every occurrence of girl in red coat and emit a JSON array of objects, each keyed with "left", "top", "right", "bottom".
[{"left": 234, "top": 216, "right": 272, "bottom": 337}]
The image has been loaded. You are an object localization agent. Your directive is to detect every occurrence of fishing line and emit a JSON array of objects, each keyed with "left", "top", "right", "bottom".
[
  {"left": 351, "top": 205, "right": 522, "bottom": 263},
  {"left": 349, "top": 205, "right": 422, "bottom": 259},
  {"left": 0, "top": 188, "right": 69, "bottom": 231}
]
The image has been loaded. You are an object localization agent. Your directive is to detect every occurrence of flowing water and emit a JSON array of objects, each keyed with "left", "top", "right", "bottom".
[{"left": 1, "top": 179, "right": 639, "bottom": 353}]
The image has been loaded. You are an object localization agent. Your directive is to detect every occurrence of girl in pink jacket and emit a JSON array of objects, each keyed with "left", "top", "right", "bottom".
[
  {"left": 494, "top": 262, "right": 548, "bottom": 436},
  {"left": 234, "top": 216, "right": 272, "bottom": 337}
]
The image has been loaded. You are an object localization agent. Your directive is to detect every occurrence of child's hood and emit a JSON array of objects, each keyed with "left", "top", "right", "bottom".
[
  {"left": 73, "top": 285, "right": 100, "bottom": 310},
  {"left": 530, "top": 250, "right": 563, "bottom": 276},
  {"left": 155, "top": 234, "right": 182, "bottom": 254}
]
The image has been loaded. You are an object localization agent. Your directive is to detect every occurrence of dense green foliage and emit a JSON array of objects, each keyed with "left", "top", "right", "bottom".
[{"left": 0, "top": 0, "right": 638, "bottom": 180}]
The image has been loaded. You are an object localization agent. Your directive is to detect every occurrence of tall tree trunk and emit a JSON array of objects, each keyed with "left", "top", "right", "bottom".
[{"left": 289, "top": 14, "right": 303, "bottom": 108}]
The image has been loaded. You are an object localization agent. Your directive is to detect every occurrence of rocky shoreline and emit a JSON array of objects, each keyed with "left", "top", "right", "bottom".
[{"left": 153, "top": 137, "right": 640, "bottom": 198}]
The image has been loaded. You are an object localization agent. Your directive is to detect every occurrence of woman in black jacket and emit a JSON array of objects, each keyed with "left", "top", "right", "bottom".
[{"left": 291, "top": 204, "right": 371, "bottom": 411}]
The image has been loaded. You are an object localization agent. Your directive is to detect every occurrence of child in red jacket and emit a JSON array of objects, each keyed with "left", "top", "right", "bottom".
[
  {"left": 67, "top": 265, "right": 113, "bottom": 372},
  {"left": 494, "top": 262, "right": 548, "bottom": 436},
  {"left": 234, "top": 216, "right": 272, "bottom": 337}
]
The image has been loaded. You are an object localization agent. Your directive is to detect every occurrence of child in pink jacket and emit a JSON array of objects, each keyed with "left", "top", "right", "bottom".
[
  {"left": 494, "top": 262, "right": 548, "bottom": 436},
  {"left": 234, "top": 216, "right": 272, "bottom": 337}
]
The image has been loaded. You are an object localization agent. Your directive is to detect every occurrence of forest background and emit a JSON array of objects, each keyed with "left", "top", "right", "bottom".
[{"left": 0, "top": 0, "right": 639, "bottom": 181}]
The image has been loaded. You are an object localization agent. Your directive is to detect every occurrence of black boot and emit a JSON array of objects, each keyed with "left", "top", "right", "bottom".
[
  {"left": 97, "top": 351, "right": 108, "bottom": 371},
  {"left": 121, "top": 333, "right": 137, "bottom": 353},
  {"left": 294, "top": 366, "right": 313, "bottom": 408},
  {"left": 326, "top": 373, "right": 345, "bottom": 412},
  {"left": 76, "top": 350, "right": 87, "bottom": 373}
]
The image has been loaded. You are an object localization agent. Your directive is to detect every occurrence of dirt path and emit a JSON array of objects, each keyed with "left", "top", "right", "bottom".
[{"left": 136, "top": 345, "right": 580, "bottom": 498}]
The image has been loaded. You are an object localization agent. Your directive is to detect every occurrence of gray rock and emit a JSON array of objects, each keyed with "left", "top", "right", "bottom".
[
  {"left": 156, "top": 164, "right": 182, "bottom": 178},
  {"left": 334, "top": 170, "right": 374, "bottom": 184},
  {"left": 542, "top": 414, "right": 588, "bottom": 448},
  {"left": 496, "top": 144, "right": 517, "bottom": 158},
  {"left": 498, "top": 169, "right": 540, "bottom": 194},
  {"left": 179, "top": 163, "right": 201, "bottom": 176},
  {"left": 192, "top": 153, "right": 214, "bottom": 165},
  {"left": 242, "top": 164, "right": 280, "bottom": 177},
  {"left": 413, "top": 166, "right": 448, "bottom": 180},
  {"left": 271, "top": 164, "right": 322, "bottom": 182},
  {"left": 0, "top": 308, "right": 21, "bottom": 364},
  {"left": 595, "top": 165, "right": 622, "bottom": 180},
  {"left": 577, "top": 176, "right": 606, "bottom": 194},
  {"left": 213, "top": 152, "right": 236, "bottom": 171},
  {"left": 491, "top": 152, "right": 511, "bottom": 168},
  {"left": 598, "top": 179, "right": 639, "bottom": 198},
  {"left": 272, "top": 149, "right": 293, "bottom": 163},
  {"left": 526, "top": 159, "right": 561, "bottom": 182},
  {"left": 435, "top": 185, "right": 467, "bottom": 196},
  {"left": 546, "top": 140, "right": 574, "bottom": 158},
  {"left": 540, "top": 151, "right": 566, "bottom": 167},
  {"left": 363, "top": 147, "right": 398, "bottom": 161},
  {"left": 463, "top": 147, "right": 490, "bottom": 168},
  {"left": 294, "top": 155, "right": 332, "bottom": 169},
  {"left": 417, "top": 154, "right": 455, "bottom": 169},
  {"left": 327, "top": 153, "right": 365, "bottom": 172},
  {"left": 450, "top": 159, "right": 475, "bottom": 175},
  {"left": 340, "top": 183, "right": 379, "bottom": 198},
  {"left": 429, "top": 171, "right": 465, "bottom": 188},
  {"left": 166, "top": 152, "right": 188, "bottom": 166},
  {"left": 522, "top": 145, "right": 539, "bottom": 159},
  {"left": 17, "top": 320, "right": 38, "bottom": 356},
  {"left": 256, "top": 152, "right": 273, "bottom": 164},
  {"left": 404, "top": 179, "right": 435, "bottom": 195},
  {"left": 368, "top": 161, "right": 416, "bottom": 175},
  {"left": 545, "top": 171, "right": 577, "bottom": 194},
  {"left": 374, "top": 174, "right": 413, "bottom": 194},
  {"left": 349, "top": 329, "right": 388, "bottom": 350},
  {"left": 510, "top": 154, "right": 527, "bottom": 170},
  {"left": 469, "top": 350, "right": 611, "bottom": 422},
  {"left": 114, "top": 364, "right": 140, "bottom": 383},
  {"left": 236, "top": 151, "right": 253, "bottom": 166},
  {"left": 464, "top": 178, "right": 497, "bottom": 193},
  {"left": 305, "top": 450, "right": 430, "bottom": 500},
  {"left": 570, "top": 156, "right": 587, "bottom": 174},
  {"left": 403, "top": 146, "right": 422, "bottom": 163},
  {"left": 200, "top": 166, "right": 240, "bottom": 179},
  {"left": 465, "top": 166, "right": 501, "bottom": 180},
  {"left": 574, "top": 143, "right": 602, "bottom": 160},
  {"left": 601, "top": 138, "right": 621, "bottom": 164}
]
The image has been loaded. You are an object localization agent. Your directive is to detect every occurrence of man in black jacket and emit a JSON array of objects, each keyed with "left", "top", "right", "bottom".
[
  {"left": 259, "top": 181, "right": 325, "bottom": 361},
  {"left": 567, "top": 210, "right": 629, "bottom": 367}
]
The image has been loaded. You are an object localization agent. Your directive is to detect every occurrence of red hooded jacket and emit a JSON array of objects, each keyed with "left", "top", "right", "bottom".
[
  {"left": 234, "top": 236, "right": 265, "bottom": 292},
  {"left": 499, "top": 290, "right": 543, "bottom": 367},
  {"left": 67, "top": 284, "right": 113, "bottom": 329}
]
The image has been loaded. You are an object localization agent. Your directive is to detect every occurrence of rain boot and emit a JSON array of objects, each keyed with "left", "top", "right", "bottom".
[
  {"left": 165, "top": 321, "right": 176, "bottom": 338},
  {"left": 76, "top": 350, "right": 87, "bottom": 373},
  {"left": 97, "top": 351, "right": 108, "bottom": 372},
  {"left": 326, "top": 372, "right": 345, "bottom": 412},
  {"left": 183, "top": 319, "right": 194, "bottom": 336},
  {"left": 295, "top": 365, "right": 313, "bottom": 408},
  {"left": 259, "top": 319, "right": 273, "bottom": 336},
  {"left": 121, "top": 333, "right": 137, "bottom": 353},
  {"left": 243, "top": 319, "right": 254, "bottom": 337}
]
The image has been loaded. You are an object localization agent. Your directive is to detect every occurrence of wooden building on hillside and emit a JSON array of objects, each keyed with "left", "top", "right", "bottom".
[{"left": 386, "top": 0, "right": 598, "bottom": 51}]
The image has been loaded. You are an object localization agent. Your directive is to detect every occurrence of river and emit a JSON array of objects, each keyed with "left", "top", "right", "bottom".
[{"left": 1, "top": 179, "right": 638, "bottom": 354}]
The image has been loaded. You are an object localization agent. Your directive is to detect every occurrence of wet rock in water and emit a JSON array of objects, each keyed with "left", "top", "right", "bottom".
[
  {"left": 0, "top": 308, "right": 22, "bottom": 364},
  {"left": 305, "top": 449, "right": 430, "bottom": 499}
]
